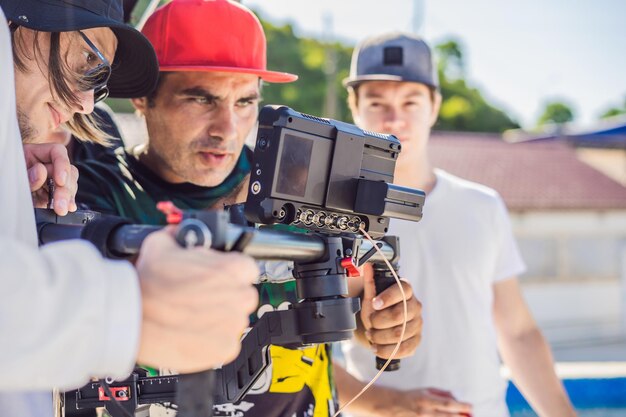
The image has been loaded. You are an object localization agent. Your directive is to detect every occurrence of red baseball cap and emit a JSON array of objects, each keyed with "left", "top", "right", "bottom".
[{"left": 142, "top": 0, "right": 297, "bottom": 83}]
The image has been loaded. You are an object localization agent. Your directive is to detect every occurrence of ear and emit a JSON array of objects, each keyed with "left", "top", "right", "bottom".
[
  {"left": 131, "top": 97, "right": 148, "bottom": 115},
  {"left": 351, "top": 110, "right": 362, "bottom": 127},
  {"left": 429, "top": 91, "right": 442, "bottom": 128},
  {"left": 347, "top": 89, "right": 362, "bottom": 126}
]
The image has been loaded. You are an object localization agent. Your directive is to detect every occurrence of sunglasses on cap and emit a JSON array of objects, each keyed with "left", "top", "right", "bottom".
[{"left": 77, "top": 31, "right": 112, "bottom": 104}]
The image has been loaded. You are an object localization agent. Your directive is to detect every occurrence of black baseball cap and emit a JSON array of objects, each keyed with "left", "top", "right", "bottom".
[
  {"left": 343, "top": 32, "right": 438, "bottom": 90},
  {"left": 1, "top": 0, "right": 158, "bottom": 98}
]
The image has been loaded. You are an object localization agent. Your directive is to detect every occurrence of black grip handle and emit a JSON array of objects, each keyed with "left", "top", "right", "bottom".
[
  {"left": 174, "top": 222, "right": 216, "bottom": 417},
  {"left": 373, "top": 266, "right": 401, "bottom": 371},
  {"left": 176, "top": 370, "right": 216, "bottom": 417}
]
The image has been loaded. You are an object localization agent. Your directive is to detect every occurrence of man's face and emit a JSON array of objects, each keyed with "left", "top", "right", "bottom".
[
  {"left": 135, "top": 71, "right": 260, "bottom": 187},
  {"left": 13, "top": 28, "right": 117, "bottom": 143},
  {"left": 350, "top": 81, "right": 440, "bottom": 165}
]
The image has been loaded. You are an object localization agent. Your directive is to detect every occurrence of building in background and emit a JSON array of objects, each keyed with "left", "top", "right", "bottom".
[
  {"left": 430, "top": 130, "right": 626, "bottom": 360},
  {"left": 504, "top": 116, "right": 626, "bottom": 186}
]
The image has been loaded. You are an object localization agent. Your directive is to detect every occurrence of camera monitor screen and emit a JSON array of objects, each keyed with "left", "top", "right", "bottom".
[{"left": 276, "top": 134, "right": 313, "bottom": 197}]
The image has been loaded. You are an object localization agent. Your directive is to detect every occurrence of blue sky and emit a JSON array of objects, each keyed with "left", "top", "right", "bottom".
[{"left": 243, "top": 0, "right": 626, "bottom": 129}]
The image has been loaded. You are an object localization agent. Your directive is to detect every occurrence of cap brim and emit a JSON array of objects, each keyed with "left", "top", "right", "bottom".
[
  {"left": 159, "top": 65, "right": 298, "bottom": 84},
  {"left": 342, "top": 74, "right": 404, "bottom": 88},
  {"left": 343, "top": 74, "right": 439, "bottom": 90},
  {"left": 107, "top": 25, "right": 159, "bottom": 98},
  {"left": 4, "top": 0, "right": 158, "bottom": 98}
]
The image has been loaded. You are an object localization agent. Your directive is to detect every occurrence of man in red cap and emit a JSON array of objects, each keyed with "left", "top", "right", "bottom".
[
  {"left": 74, "top": 1, "right": 421, "bottom": 416},
  {"left": 76, "top": 0, "right": 297, "bottom": 222}
]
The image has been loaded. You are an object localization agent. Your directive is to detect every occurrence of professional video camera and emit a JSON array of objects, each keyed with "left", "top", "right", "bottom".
[
  {"left": 247, "top": 105, "right": 423, "bottom": 238},
  {"left": 36, "top": 105, "right": 425, "bottom": 417}
]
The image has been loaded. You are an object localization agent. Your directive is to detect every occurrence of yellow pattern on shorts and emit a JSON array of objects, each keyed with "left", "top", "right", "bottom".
[{"left": 268, "top": 344, "right": 334, "bottom": 417}]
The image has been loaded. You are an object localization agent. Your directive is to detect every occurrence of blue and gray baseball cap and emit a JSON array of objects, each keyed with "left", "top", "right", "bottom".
[{"left": 343, "top": 32, "right": 438, "bottom": 90}]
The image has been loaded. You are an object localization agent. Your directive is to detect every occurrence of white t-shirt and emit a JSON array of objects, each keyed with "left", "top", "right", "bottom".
[
  {"left": 0, "top": 8, "right": 140, "bottom": 416},
  {"left": 343, "top": 169, "right": 526, "bottom": 417}
]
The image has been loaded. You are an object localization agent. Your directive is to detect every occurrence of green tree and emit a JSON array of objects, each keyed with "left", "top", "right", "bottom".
[
  {"left": 434, "top": 39, "right": 519, "bottom": 132},
  {"left": 260, "top": 18, "right": 352, "bottom": 120},
  {"left": 263, "top": 27, "right": 520, "bottom": 132},
  {"left": 109, "top": 6, "right": 520, "bottom": 133},
  {"left": 537, "top": 102, "right": 575, "bottom": 126},
  {"left": 601, "top": 108, "right": 626, "bottom": 119},
  {"left": 599, "top": 95, "right": 626, "bottom": 119},
  {"left": 436, "top": 39, "right": 465, "bottom": 80}
]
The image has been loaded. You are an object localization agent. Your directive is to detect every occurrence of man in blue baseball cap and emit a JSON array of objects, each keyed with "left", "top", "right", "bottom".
[
  {"left": 0, "top": 1, "right": 259, "bottom": 416},
  {"left": 336, "top": 32, "right": 575, "bottom": 417}
]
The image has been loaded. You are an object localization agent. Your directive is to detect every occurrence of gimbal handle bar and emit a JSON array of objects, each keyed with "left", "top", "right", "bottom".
[{"left": 35, "top": 209, "right": 396, "bottom": 263}]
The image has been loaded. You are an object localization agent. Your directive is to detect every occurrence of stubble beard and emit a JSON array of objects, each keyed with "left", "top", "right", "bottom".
[{"left": 17, "top": 108, "right": 37, "bottom": 143}]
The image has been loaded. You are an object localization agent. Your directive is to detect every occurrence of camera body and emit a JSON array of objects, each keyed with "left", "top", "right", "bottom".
[{"left": 245, "top": 105, "right": 426, "bottom": 238}]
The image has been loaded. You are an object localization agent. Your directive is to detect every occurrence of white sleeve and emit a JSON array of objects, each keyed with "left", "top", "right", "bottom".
[
  {"left": 0, "top": 239, "right": 141, "bottom": 391},
  {"left": 0, "top": 8, "right": 141, "bottom": 392},
  {"left": 492, "top": 194, "right": 526, "bottom": 283}
]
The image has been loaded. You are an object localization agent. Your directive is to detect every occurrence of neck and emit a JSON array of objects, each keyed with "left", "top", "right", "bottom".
[
  {"left": 135, "top": 143, "right": 180, "bottom": 184},
  {"left": 394, "top": 153, "right": 437, "bottom": 194}
]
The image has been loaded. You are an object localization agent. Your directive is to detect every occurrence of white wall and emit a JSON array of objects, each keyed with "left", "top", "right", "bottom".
[
  {"left": 511, "top": 210, "right": 626, "bottom": 281},
  {"left": 510, "top": 210, "right": 626, "bottom": 357},
  {"left": 511, "top": 211, "right": 626, "bottom": 237}
]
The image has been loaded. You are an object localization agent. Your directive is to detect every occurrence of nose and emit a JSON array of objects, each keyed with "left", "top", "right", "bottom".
[
  {"left": 208, "top": 105, "right": 238, "bottom": 143},
  {"left": 382, "top": 108, "right": 406, "bottom": 133},
  {"left": 71, "top": 89, "right": 95, "bottom": 116}
]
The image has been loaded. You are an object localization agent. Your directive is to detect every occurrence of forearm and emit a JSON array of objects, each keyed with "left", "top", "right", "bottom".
[
  {"left": 499, "top": 329, "right": 576, "bottom": 417},
  {"left": 334, "top": 363, "right": 400, "bottom": 417}
]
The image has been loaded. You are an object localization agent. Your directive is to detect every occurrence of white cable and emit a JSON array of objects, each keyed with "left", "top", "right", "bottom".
[{"left": 333, "top": 227, "right": 408, "bottom": 417}]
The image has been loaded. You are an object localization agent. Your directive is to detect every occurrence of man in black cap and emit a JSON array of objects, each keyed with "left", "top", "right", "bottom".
[
  {"left": 337, "top": 32, "right": 575, "bottom": 417},
  {"left": 0, "top": 1, "right": 259, "bottom": 415}
]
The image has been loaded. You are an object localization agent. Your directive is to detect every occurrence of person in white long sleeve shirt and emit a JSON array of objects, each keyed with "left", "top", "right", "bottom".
[{"left": 0, "top": 1, "right": 259, "bottom": 415}]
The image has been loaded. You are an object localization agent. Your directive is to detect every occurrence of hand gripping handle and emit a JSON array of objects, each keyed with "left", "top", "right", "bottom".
[{"left": 373, "top": 266, "right": 401, "bottom": 371}]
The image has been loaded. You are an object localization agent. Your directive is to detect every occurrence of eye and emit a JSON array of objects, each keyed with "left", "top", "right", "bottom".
[
  {"left": 188, "top": 96, "right": 213, "bottom": 105},
  {"left": 237, "top": 98, "right": 258, "bottom": 107},
  {"left": 82, "top": 50, "right": 98, "bottom": 68}
]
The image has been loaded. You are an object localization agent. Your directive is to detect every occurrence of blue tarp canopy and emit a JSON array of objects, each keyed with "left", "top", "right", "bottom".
[{"left": 505, "top": 117, "right": 626, "bottom": 149}]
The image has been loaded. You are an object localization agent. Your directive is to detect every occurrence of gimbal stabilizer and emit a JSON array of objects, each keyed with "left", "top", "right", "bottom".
[
  {"left": 37, "top": 206, "right": 400, "bottom": 417},
  {"left": 36, "top": 105, "right": 426, "bottom": 417}
]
